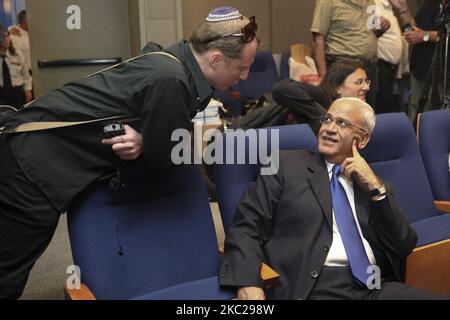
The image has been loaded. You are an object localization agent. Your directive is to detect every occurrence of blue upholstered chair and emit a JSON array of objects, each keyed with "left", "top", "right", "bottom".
[
  {"left": 235, "top": 51, "right": 278, "bottom": 99},
  {"left": 417, "top": 109, "right": 450, "bottom": 204},
  {"left": 214, "top": 51, "right": 279, "bottom": 117},
  {"left": 215, "top": 124, "right": 317, "bottom": 232},
  {"left": 64, "top": 161, "right": 233, "bottom": 300},
  {"left": 361, "top": 113, "right": 450, "bottom": 244},
  {"left": 360, "top": 113, "right": 450, "bottom": 296}
]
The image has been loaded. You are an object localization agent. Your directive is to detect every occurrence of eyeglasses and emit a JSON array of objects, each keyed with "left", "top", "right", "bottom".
[
  {"left": 231, "top": 16, "right": 258, "bottom": 42},
  {"left": 207, "top": 16, "right": 258, "bottom": 43},
  {"left": 320, "top": 113, "right": 367, "bottom": 132},
  {"left": 346, "top": 79, "right": 371, "bottom": 86}
]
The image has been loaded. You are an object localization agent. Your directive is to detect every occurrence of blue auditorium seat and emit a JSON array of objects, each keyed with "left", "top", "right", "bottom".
[
  {"left": 361, "top": 113, "right": 450, "bottom": 296},
  {"left": 65, "top": 161, "right": 233, "bottom": 300},
  {"left": 215, "top": 124, "right": 317, "bottom": 232},
  {"left": 214, "top": 51, "right": 279, "bottom": 117},
  {"left": 417, "top": 109, "right": 450, "bottom": 202},
  {"left": 235, "top": 51, "right": 278, "bottom": 99}
]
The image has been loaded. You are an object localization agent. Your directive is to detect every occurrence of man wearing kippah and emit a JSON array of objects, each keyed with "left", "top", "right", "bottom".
[{"left": 0, "top": 7, "right": 258, "bottom": 299}]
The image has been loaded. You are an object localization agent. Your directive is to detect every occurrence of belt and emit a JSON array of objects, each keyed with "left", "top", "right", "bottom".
[
  {"left": 0, "top": 85, "right": 23, "bottom": 90},
  {"left": 0, "top": 115, "right": 139, "bottom": 135},
  {"left": 326, "top": 54, "right": 378, "bottom": 66},
  {"left": 378, "top": 59, "right": 398, "bottom": 69}
]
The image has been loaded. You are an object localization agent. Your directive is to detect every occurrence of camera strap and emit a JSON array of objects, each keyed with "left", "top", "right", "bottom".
[
  {"left": 0, "top": 115, "right": 139, "bottom": 134},
  {"left": 87, "top": 51, "right": 181, "bottom": 77},
  {"left": 0, "top": 51, "right": 181, "bottom": 135}
]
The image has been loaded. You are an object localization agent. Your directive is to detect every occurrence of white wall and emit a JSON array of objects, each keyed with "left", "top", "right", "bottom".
[{"left": 136, "top": 0, "right": 182, "bottom": 51}]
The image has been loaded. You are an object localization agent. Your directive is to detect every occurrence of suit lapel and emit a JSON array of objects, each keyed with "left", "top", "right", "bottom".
[{"left": 307, "top": 154, "right": 333, "bottom": 229}]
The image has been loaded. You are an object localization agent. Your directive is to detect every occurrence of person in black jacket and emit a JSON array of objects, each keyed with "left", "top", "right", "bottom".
[
  {"left": 226, "top": 61, "right": 370, "bottom": 135},
  {"left": 0, "top": 6, "right": 258, "bottom": 299}
]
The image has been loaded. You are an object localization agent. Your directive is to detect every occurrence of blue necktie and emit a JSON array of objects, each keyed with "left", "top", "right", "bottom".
[{"left": 331, "top": 165, "right": 371, "bottom": 286}]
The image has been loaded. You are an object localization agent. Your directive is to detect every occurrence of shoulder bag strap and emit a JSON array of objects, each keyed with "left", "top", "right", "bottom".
[{"left": 1, "top": 52, "right": 181, "bottom": 135}]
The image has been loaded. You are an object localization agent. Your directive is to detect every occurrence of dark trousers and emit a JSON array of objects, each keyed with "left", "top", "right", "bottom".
[
  {"left": 0, "top": 86, "right": 26, "bottom": 109},
  {"left": 376, "top": 60, "right": 401, "bottom": 114},
  {"left": 308, "top": 267, "right": 446, "bottom": 300},
  {"left": 0, "top": 140, "right": 60, "bottom": 299}
]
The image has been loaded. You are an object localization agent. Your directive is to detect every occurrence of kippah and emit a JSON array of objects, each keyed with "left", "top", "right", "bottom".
[{"left": 206, "top": 7, "right": 242, "bottom": 22}]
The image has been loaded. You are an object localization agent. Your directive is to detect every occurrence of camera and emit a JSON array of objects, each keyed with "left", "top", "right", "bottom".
[
  {"left": 103, "top": 123, "right": 125, "bottom": 139},
  {"left": 102, "top": 122, "right": 126, "bottom": 190}
]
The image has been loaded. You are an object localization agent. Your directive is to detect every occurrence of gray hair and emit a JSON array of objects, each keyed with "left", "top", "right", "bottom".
[
  {"left": 333, "top": 98, "right": 376, "bottom": 134},
  {"left": 189, "top": 16, "right": 252, "bottom": 59}
]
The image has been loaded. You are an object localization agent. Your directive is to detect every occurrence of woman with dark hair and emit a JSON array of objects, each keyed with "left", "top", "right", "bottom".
[
  {"left": 227, "top": 61, "right": 370, "bottom": 135},
  {"left": 272, "top": 61, "right": 370, "bottom": 134}
]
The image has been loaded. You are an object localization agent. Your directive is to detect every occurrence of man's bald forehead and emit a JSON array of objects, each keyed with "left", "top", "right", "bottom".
[
  {"left": 328, "top": 97, "right": 376, "bottom": 134},
  {"left": 330, "top": 97, "right": 371, "bottom": 112}
]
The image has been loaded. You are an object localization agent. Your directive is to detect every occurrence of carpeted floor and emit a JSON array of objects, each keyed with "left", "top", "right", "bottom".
[{"left": 20, "top": 214, "right": 73, "bottom": 300}]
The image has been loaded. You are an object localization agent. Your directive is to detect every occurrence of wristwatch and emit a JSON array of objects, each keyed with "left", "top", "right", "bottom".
[
  {"left": 423, "top": 32, "right": 430, "bottom": 42},
  {"left": 369, "top": 185, "right": 386, "bottom": 198}
]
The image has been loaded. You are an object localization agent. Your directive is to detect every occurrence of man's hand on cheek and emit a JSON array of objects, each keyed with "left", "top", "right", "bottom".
[{"left": 341, "top": 139, "right": 381, "bottom": 191}]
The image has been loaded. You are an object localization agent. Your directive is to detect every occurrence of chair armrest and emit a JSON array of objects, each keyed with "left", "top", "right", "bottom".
[
  {"left": 405, "top": 239, "right": 450, "bottom": 297},
  {"left": 435, "top": 201, "right": 450, "bottom": 213},
  {"left": 64, "top": 284, "right": 96, "bottom": 300},
  {"left": 218, "top": 246, "right": 279, "bottom": 288}
]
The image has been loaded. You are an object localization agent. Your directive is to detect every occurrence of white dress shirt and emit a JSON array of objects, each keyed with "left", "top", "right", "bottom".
[
  {"left": 9, "top": 26, "right": 31, "bottom": 72},
  {"left": 324, "top": 161, "right": 377, "bottom": 267},
  {"left": 375, "top": 0, "right": 403, "bottom": 65},
  {"left": 1, "top": 50, "right": 32, "bottom": 91}
]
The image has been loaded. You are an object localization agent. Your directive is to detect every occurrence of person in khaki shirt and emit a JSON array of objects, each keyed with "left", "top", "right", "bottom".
[{"left": 311, "top": 0, "right": 391, "bottom": 109}]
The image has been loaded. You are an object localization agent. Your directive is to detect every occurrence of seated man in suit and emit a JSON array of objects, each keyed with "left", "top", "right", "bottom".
[{"left": 219, "top": 97, "right": 444, "bottom": 300}]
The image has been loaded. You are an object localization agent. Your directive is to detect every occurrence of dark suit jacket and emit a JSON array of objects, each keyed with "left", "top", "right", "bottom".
[{"left": 219, "top": 150, "right": 418, "bottom": 300}]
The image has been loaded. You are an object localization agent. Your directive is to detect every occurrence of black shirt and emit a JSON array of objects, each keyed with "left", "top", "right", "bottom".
[
  {"left": 272, "top": 79, "right": 330, "bottom": 135},
  {"left": 410, "top": 0, "right": 441, "bottom": 79},
  {"left": 5, "top": 40, "right": 213, "bottom": 212}
]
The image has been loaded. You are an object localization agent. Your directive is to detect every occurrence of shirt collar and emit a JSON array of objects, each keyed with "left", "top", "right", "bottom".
[
  {"left": 325, "top": 160, "right": 335, "bottom": 175},
  {"left": 345, "top": 0, "right": 372, "bottom": 9},
  {"left": 167, "top": 40, "right": 213, "bottom": 107},
  {"left": 325, "top": 160, "right": 352, "bottom": 184}
]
